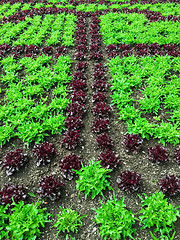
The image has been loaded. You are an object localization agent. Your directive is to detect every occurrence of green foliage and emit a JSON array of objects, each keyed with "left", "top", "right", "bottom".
[
  {"left": 52, "top": 206, "right": 87, "bottom": 240},
  {"left": 46, "top": 13, "right": 65, "bottom": 45},
  {"left": 0, "top": 204, "right": 9, "bottom": 240},
  {"left": 0, "top": 55, "right": 72, "bottom": 146},
  {"left": 100, "top": 12, "right": 180, "bottom": 45},
  {"left": 6, "top": 199, "right": 52, "bottom": 240},
  {"left": 93, "top": 196, "right": 137, "bottom": 240},
  {"left": 61, "top": 14, "right": 77, "bottom": 46},
  {"left": 139, "top": 191, "right": 180, "bottom": 240},
  {"left": 107, "top": 55, "right": 180, "bottom": 145},
  {"left": 74, "top": 158, "right": 113, "bottom": 200}
]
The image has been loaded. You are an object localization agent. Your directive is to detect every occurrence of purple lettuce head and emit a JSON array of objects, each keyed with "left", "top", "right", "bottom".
[
  {"left": 148, "top": 145, "right": 169, "bottom": 164},
  {"left": 2, "top": 149, "right": 28, "bottom": 176},
  {"left": 0, "top": 183, "right": 27, "bottom": 205},
  {"left": 122, "top": 134, "right": 143, "bottom": 154},
  {"left": 174, "top": 148, "right": 180, "bottom": 164},
  {"left": 91, "top": 118, "right": 110, "bottom": 133},
  {"left": 65, "top": 116, "right": 84, "bottom": 130},
  {"left": 96, "top": 133, "right": 114, "bottom": 150},
  {"left": 92, "top": 102, "right": 111, "bottom": 118},
  {"left": 32, "top": 141, "right": 56, "bottom": 167},
  {"left": 98, "top": 149, "right": 120, "bottom": 169},
  {"left": 59, "top": 153, "right": 82, "bottom": 180},
  {"left": 62, "top": 130, "right": 81, "bottom": 150},
  {"left": 158, "top": 174, "right": 180, "bottom": 195},
  {"left": 117, "top": 170, "right": 142, "bottom": 192},
  {"left": 37, "top": 175, "right": 63, "bottom": 201}
]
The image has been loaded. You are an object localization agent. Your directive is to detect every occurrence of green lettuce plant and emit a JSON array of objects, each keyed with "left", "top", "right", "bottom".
[
  {"left": 6, "top": 199, "right": 52, "bottom": 240},
  {"left": 74, "top": 158, "right": 113, "bottom": 199},
  {"left": 93, "top": 195, "right": 137, "bottom": 240},
  {"left": 139, "top": 191, "right": 180, "bottom": 240},
  {"left": 0, "top": 204, "right": 9, "bottom": 240}
]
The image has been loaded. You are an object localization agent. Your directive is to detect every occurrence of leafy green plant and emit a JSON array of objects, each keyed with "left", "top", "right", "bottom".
[
  {"left": 139, "top": 191, "right": 180, "bottom": 240},
  {"left": 108, "top": 55, "right": 180, "bottom": 145},
  {"left": 93, "top": 195, "right": 137, "bottom": 240},
  {"left": 0, "top": 204, "right": 9, "bottom": 240},
  {"left": 74, "top": 158, "right": 113, "bottom": 200},
  {"left": 6, "top": 199, "right": 52, "bottom": 240},
  {"left": 52, "top": 206, "right": 87, "bottom": 240}
]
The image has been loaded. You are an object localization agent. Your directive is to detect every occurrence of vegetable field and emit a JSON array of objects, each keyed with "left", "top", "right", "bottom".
[{"left": 0, "top": 0, "right": 180, "bottom": 239}]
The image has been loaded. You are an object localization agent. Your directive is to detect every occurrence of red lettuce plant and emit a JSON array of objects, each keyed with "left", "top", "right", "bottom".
[
  {"left": 76, "top": 24, "right": 86, "bottom": 30},
  {"left": 108, "top": 51, "right": 119, "bottom": 58},
  {"left": 76, "top": 44, "right": 88, "bottom": 52},
  {"left": 0, "top": 44, "right": 10, "bottom": 58},
  {"left": 0, "top": 183, "right": 27, "bottom": 205},
  {"left": 106, "top": 44, "right": 117, "bottom": 52},
  {"left": 70, "top": 80, "right": 87, "bottom": 91},
  {"left": 97, "top": 149, "right": 120, "bottom": 169},
  {"left": 122, "top": 134, "right": 143, "bottom": 154},
  {"left": 59, "top": 153, "right": 82, "bottom": 180},
  {"left": 75, "top": 62, "right": 88, "bottom": 72},
  {"left": 96, "top": 133, "right": 114, "bottom": 150},
  {"left": 65, "top": 116, "right": 84, "bottom": 130},
  {"left": 93, "top": 63, "right": 105, "bottom": 72},
  {"left": 2, "top": 149, "right": 28, "bottom": 176},
  {"left": 90, "top": 34, "right": 102, "bottom": 40},
  {"left": 37, "top": 175, "right": 63, "bottom": 201},
  {"left": 74, "top": 51, "right": 86, "bottom": 60},
  {"left": 56, "top": 46, "right": 68, "bottom": 54},
  {"left": 93, "top": 70, "right": 105, "bottom": 80},
  {"left": 91, "top": 118, "right": 110, "bottom": 133},
  {"left": 89, "top": 29, "right": 99, "bottom": 34},
  {"left": 62, "top": 130, "right": 81, "bottom": 150},
  {"left": 12, "top": 45, "right": 24, "bottom": 58},
  {"left": 121, "top": 50, "right": 133, "bottom": 57},
  {"left": 92, "top": 80, "right": 109, "bottom": 92},
  {"left": 66, "top": 103, "right": 86, "bottom": 117},
  {"left": 42, "top": 46, "right": 53, "bottom": 55},
  {"left": 76, "top": 34, "right": 87, "bottom": 41},
  {"left": 158, "top": 174, "right": 180, "bottom": 195},
  {"left": 32, "top": 141, "right": 56, "bottom": 167},
  {"left": 90, "top": 44, "right": 100, "bottom": 52},
  {"left": 0, "top": 44, "right": 11, "bottom": 52},
  {"left": 25, "top": 45, "right": 39, "bottom": 54},
  {"left": 148, "top": 145, "right": 169, "bottom": 163},
  {"left": 91, "top": 16, "right": 100, "bottom": 24},
  {"left": 90, "top": 38, "right": 101, "bottom": 45},
  {"left": 90, "top": 51, "right": 102, "bottom": 61},
  {"left": 71, "top": 90, "right": 86, "bottom": 104},
  {"left": 119, "top": 44, "right": 131, "bottom": 51},
  {"left": 92, "top": 92, "right": 107, "bottom": 103},
  {"left": 73, "top": 72, "right": 86, "bottom": 81},
  {"left": 75, "top": 29, "right": 86, "bottom": 35},
  {"left": 174, "top": 148, "right": 180, "bottom": 164},
  {"left": 117, "top": 170, "right": 142, "bottom": 192},
  {"left": 92, "top": 102, "right": 111, "bottom": 118}
]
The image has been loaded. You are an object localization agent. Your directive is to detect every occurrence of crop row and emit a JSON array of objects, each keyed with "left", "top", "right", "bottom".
[
  {"left": 1, "top": 1, "right": 179, "bottom": 26},
  {"left": 61, "top": 12, "right": 88, "bottom": 151},
  {"left": 0, "top": 164, "right": 179, "bottom": 239},
  {"left": 99, "top": 12, "right": 179, "bottom": 45},
  {"left": 0, "top": 13, "right": 76, "bottom": 46},
  {"left": 0, "top": 54, "right": 72, "bottom": 146}
]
